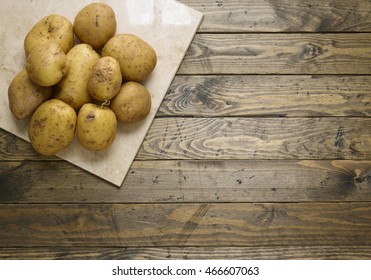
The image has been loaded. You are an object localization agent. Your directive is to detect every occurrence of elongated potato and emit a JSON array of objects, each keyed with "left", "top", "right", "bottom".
[
  {"left": 28, "top": 99, "right": 76, "bottom": 156},
  {"left": 8, "top": 69, "right": 52, "bottom": 120},
  {"left": 102, "top": 34, "right": 157, "bottom": 82},
  {"left": 24, "top": 14, "right": 74, "bottom": 56},
  {"left": 54, "top": 44, "right": 100, "bottom": 111}
]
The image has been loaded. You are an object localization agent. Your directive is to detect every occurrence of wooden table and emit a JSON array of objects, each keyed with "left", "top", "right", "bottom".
[{"left": 1, "top": 0, "right": 371, "bottom": 259}]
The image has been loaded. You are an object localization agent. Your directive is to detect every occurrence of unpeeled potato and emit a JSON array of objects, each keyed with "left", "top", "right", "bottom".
[
  {"left": 87, "top": 56, "right": 122, "bottom": 101},
  {"left": 26, "top": 42, "right": 69, "bottom": 87},
  {"left": 102, "top": 34, "right": 157, "bottom": 82},
  {"left": 54, "top": 43, "right": 100, "bottom": 111},
  {"left": 110, "top": 81, "right": 151, "bottom": 123},
  {"left": 8, "top": 69, "right": 52, "bottom": 120},
  {"left": 74, "top": 3, "right": 117, "bottom": 50},
  {"left": 24, "top": 14, "right": 74, "bottom": 56},
  {"left": 28, "top": 99, "right": 76, "bottom": 156},
  {"left": 77, "top": 103, "right": 117, "bottom": 151}
]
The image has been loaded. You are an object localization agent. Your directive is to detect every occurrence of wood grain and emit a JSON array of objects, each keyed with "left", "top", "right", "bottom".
[
  {"left": 178, "top": 34, "right": 371, "bottom": 74},
  {"left": 1, "top": 117, "right": 370, "bottom": 161},
  {"left": 161, "top": 75, "right": 371, "bottom": 117},
  {"left": 0, "top": 160, "right": 369, "bottom": 203},
  {"left": 1, "top": 246, "right": 370, "bottom": 260},
  {"left": 139, "top": 117, "right": 371, "bottom": 160},
  {"left": 0, "top": 203, "right": 370, "bottom": 247},
  {"left": 180, "top": 0, "right": 371, "bottom": 32}
]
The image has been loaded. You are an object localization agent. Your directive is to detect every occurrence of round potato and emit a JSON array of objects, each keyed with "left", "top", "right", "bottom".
[
  {"left": 110, "top": 81, "right": 151, "bottom": 123},
  {"left": 8, "top": 69, "right": 52, "bottom": 120},
  {"left": 102, "top": 34, "right": 157, "bottom": 82},
  {"left": 54, "top": 44, "right": 100, "bottom": 111},
  {"left": 77, "top": 103, "right": 117, "bottom": 151},
  {"left": 28, "top": 99, "right": 76, "bottom": 156},
  {"left": 87, "top": 56, "right": 122, "bottom": 101},
  {"left": 24, "top": 14, "right": 74, "bottom": 56},
  {"left": 26, "top": 42, "right": 69, "bottom": 87},
  {"left": 74, "top": 3, "right": 116, "bottom": 50}
]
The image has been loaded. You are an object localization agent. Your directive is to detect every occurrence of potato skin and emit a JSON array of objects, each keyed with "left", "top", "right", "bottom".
[
  {"left": 102, "top": 34, "right": 157, "bottom": 82},
  {"left": 87, "top": 56, "right": 122, "bottom": 101},
  {"left": 110, "top": 81, "right": 151, "bottom": 123},
  {"left": 24, "top": 14, "right": 74, "bottom": 56},
  {"left": 28, "top": 99, "right": 76, "bottom": 156},
  {"left": 77, "top": 103, "right": 117, "bottom": 151},
  {"left": 26, "top": 42, "right": 69, "bottom": 87},
  {"left": 54, "top": 44, "right": 100, "bottom": 111},
  {"left": 8, "top": 69, "right": 52, "bottom": 120},
  {"left": 74, "top": 3, "right": 116, "bottom": 49}
]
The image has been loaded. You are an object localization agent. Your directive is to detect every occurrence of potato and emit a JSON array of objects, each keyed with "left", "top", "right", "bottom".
[
  {"left": 87, "top": 56, "right": 122, "bottom": 101},
  {"left": 28, "top": 99, "right": 76, "bottom": 156},
  {"left": 54, "top": 44, "right": 100, "bottom": 111},
  {"left": 74, "top": 3, "right": 116, "bottom": 50},
  {"left": 77, "top": 103, "right": 117, "bottom": 151},
  {"left": 24, "top": 14, "right": 74, "bottom": 56},
  {"left": 8, "top": 69, "right": 52, "bottom": 120},
  {"left": 110, "top": 81, "right": 151, "bottom": 123},
  {"left": 26, "top": 42, "right": 69, "bottom": 87},
  {"left": 102, "top": 34, "right": 157, "bottom": 82}
]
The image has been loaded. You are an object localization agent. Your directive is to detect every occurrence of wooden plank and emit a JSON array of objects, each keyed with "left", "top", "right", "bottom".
[
  {"left": 161, "top": 75, "right": 371, "bottom": 117},
  {"left": 139, "top": 117, "right": 371, "bottom": 160},
  {"left": 0, "top": 160, "right": 370, "bottom": 203},
  {"left": 1, "top": 117, "right": 370, "bottom": 160},
  {"left": 178, "top": 34, "right": 371, "bottom": 74},
  {"left": 180, "top": 0, "right": 371, "bottom": 32},
  {"left": 0, "top": 203, "right": 370, "bottom": 247},
  {"left": 1, "top": 245, "right": 371, "bottom": 260}
]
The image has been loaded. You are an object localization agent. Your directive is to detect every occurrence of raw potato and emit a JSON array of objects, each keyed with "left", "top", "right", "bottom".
[
  {"left": 24, "top": 14, "right": 74, "bottom": 56},
  {"left": 28, "top": 99, "right": 76, "bottom": 156},
  {"left": 26, "top": 42, "right": 69, "bottom": 87},
  {"left": 54, "top": 44, "right": 100, "bottom": 111},
  {"left": 8, "top": 69, "right": 52, "bottom": 120},
  {"left": 77, "top": 103, "right": 117, "bottom": 151},
  {"left": 74, "top": 3, "right": 117, "bottom": 49},
  {"left": 110, "top": 81, "right": 151, "bottom": 123},
  {"left": 102, "top": 34, "right": 157, "bottom": 82},
  {"left": 87, "top": 56, "right": 122, "bottom": 101}
]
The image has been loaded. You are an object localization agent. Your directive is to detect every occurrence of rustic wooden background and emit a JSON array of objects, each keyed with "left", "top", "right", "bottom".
[{"left": 1, "top": 0, "right": 371, "bottom": 259}]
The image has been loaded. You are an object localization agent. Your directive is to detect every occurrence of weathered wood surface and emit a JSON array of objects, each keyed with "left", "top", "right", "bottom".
[
  {"left": 161, "top": 75, "right": 371, "bottom": 117},
  {"left": 0, "top": 0, "right": 370, "bottom": 259},
  {"left": 180, "top": 0, "right": 371, "bottom": 32},
  {"left": 0, "top": 203, "right": 370, "bottom": 247},
  {"left": 139, "top": 117, "right": 371, "bottom": 160},
  {"left": 179, "top": 34, "right": 371, "bottom": 74},
  {"left": 1, "top": 117, "right": 370, "bottom": 161},
  {"left": 0, "top": 160, "right": 369, "bottom": 203},
  {"left": 1, "top": 246, "right": 371, "bottom": 260}
]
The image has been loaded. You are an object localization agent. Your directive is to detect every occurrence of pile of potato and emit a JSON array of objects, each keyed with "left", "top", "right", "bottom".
[{"left": 8, "top": 3, "right": 156, "bottom": 155}]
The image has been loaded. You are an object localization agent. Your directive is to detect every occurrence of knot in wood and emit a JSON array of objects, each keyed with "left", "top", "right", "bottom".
[{"left": 301, "top": 43, "right": 323, "bottom": 60}]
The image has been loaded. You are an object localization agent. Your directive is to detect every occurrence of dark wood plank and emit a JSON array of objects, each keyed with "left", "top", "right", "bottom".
[
  {"left": 161, "top": 75, "right": 371, "bottom": 117},
  {"left": 1, "top": 245, "right": 371, "bottom": 260},
  {"left": 0, "top": 160, "right": 370, "bottom": 203},
  {"left": 139, "top": 117, "right": 370, "bottom": 160},
  {"left": 0, "top": 203, "right": 370, "bottom": 247},
  {"left": 180, "top": 0, "right": 371, "bottom": 32},
  {"left": 2, "top": 117, "right": 370, "bottom": 161},
  {"left": 178, "top": 34, "right": 371, "bottom": 74}
]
